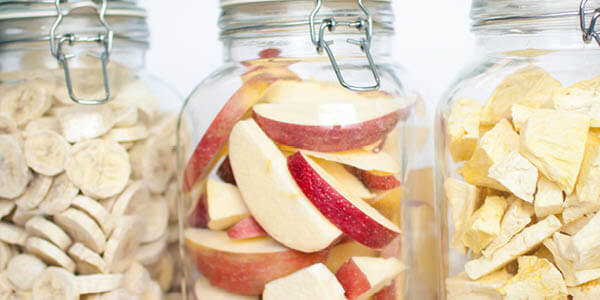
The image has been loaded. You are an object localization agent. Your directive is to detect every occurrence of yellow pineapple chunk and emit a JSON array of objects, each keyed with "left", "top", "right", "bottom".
[
  {"left": 511, "top": 104, "right": 535, "bottom": 132},
  {"left": 462, "top": 196, "right": 508, "bottom": 254},
  {"left": 448, "top": 98, "right": 483, "bottom": 162},
  {"left": 500, "top": 256, "right": 567, "bottom": 298},
  {"left": 554, "top": 76, "right": 600, "bottom": 128},
  {"left": 535, "top": 176, "right": 565, "bottom": 218},
  {"left": 444, "top": 178, "right": 482, "bottom": 254},
  {"left": 446, "top": 270, "right": 510, "bottom": 300},
  {"left": 576, "top": 134, "right": 600, "bottom": 205},
  {"left": 488, "top": 152, "right": 538, "bottom": 203}
]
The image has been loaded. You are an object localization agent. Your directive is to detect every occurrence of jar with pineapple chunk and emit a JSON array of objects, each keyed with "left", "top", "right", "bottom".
[
  {"left": 436, "top": 0, "right": 600, "bottom": 299},
  {"left": 178, "top": 0, "right": 427, "bottom": 299},
  {"left": 0, "top": 1, "right": 187, "bottom": 299}
]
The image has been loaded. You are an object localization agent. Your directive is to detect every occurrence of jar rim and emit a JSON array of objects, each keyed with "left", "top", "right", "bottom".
[
  {"left": 0, "top": 0, "right": 146, "bottom": 20},
  {"left": 220, "top": 0, "right": 391, "bottom": 8}
]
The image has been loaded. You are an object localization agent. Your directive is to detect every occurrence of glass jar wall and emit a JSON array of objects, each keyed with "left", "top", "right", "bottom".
[
  {"left": 178, "top": 0, "right": 427, "bottom": 299},
  {"left": 436, "top": 0, "right": 600, "bottom": 299},
  {"left": 0, "top": 1, "right": 184, "bottom": 298}
]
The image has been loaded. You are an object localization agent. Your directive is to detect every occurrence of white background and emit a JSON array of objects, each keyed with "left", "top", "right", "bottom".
[{"left": 142, "top": 1, "right": 474, "bottom": 110}]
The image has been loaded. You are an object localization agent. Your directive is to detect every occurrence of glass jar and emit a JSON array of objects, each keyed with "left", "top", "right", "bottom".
[
  {"left": 436, "top": 0, "right": 600, "bottom": 299},
  {"left": 0, "top": 1, "right": 185, "bottom": 298},
  {"left": 178, "top": 0, "right": 425, "bottom": 299}
]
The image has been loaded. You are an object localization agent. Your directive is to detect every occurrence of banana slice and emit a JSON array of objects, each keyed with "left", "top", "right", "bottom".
[
  {"left": 54, "top": 208, "right": 106, "bottom": 254},
  {"left": 68, "top": 242, "right": 106, "bottom": 275},
  {"left": 147, "top": 251, "right": 173, "bottom": 292},
  {"left": 0, "top": 135, "right": 30, "bottom": 199},
  {"left": 13, "top": 290, "right": 33, "bottom": 300},
  {"left": 0, "top": 113, "right": 17, "bottom": 135},
  {"left": 96, "top": 289, "right": 139, "bottom": 300},
  {"left": 25, "top": 237, "right": 75, "bottom": 272},
  {"left": 24, "top": 130, "right": 69, "bottom": 176},
  {"left": 103, "top": 124, "right": 148, "bottom": 143},
  {"left": 122, "top": 262, "right": 150, "bottom": 295},
  {"left": 0, "top": 241, "right": 13, "bottom": 270},
  {"left": 113, "top": 106, "right": 138, "bottom": 128},
  {"left": 76, "top": 274, "right": 123, "bottom": 295},
  {"left": 141, "top": 281, "right": 161, "bottom": 300},
  {"left": 11, "top": 207, "right": 40, "bottom": 227},
  {"left": 25, "top": 216, "right": 72, "bottom": 251},
  {"left": 148, "top": 112, "right": 178, "bottom": 147},
  {"left": 0, "top": 271, "right": 14, "bottom": 293},
  {"left": 103, "top": 216, "right": 143, "bottom": 273},
  {"left": 0, "top": 81, "right": 52, "bottom": 126},
  {"left": 15, "top": 174, "right": 52, "bottom": 210},
  {"left": 38, "top": 173, "right": 79, "bottom": 215},
  {"left": 66, "top": 139, "right": 131, "bottom": 199},
  {"left": 129, "top": 138, "right": 174, "bottom": 194},
  {"left": 100, "top": 196, "right": 118, "bottom": 213},
  {"left": 32, "top": 267, "right": 79, "bottom": 300},
  {"left": 59, "top": 105, "right": 116, "bottom": 143},
  {"left": 141, "top": 197, "right": 169, "bottom": 244},
  {"left": 6, "top": 254, "right": 46, "bottom": 291},
  {"left": 111, "top": 80, "right": 160, "bottom": 121},
  {"left": 0, "top": 223, "right": 27, "bottom": 246},
  {"left": 23, "top": 117, "right": 60, "bottom": 137},
  {"left": 71, "top": 196, "right": 113, "bottom": 235},
  {"left": 0, "top": 200, "right": 15, "bottom": 221},
  {"left": 136, "top": 233, "right": 167, "bottom": 266}
]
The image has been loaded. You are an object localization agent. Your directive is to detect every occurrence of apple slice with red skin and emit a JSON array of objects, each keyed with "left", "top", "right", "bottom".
[
  {"left": 253, "top": 98, "right": 406, "bottom": 152},
  {"left": 182, "top": 73, "right": 279, "bottom": 193},
  {"left": 259, "top": 80, "right": 367, "bottom": 105},
  {"left": 216, "top": 156, "right": 236, "bottom": 185},
  {"left": 187, "top": 178, "right": 249, "bottom": 230},
  {"left": 227, "top": 216, "right": 267, "bottom": 240},
  {"left": 195, "top": 275, "right": 258, "bottom": 300},
  {"left": 336, "top": 257, "right": 404, "bottom": 300},
  {"left": 325, "top": 240, "right": 379, "bottom": 273},
  {"left": 229, "top": 119, "right": 342, "bottom": 252},
  {"left": 241, "top": 66, "right": 300, "bottom": 83},
  {"left": 188, "top": 193, "right": 208, "bottom": 228},
  {"left": 287, "top": 152, "right": 400, "bottom": 249},
  {"left": 348, "top": 167, "right": 402, "bottom": 191},
  {"left": 373, "top": 282, "right": 397, "bottom": 300},
  {"left": 185, "top": 228, "right": 329, "bottom": 296}
]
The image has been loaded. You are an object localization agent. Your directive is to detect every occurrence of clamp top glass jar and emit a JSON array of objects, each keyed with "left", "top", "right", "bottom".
[
  {"left": 178, "top": 0, "right": 426, "bottom": 299},
  {"left": 436, "top": 0, "right": 600, "bottom": 299},
  {"left": 0, "top": 1, "right": 185, "bottom": 298}
]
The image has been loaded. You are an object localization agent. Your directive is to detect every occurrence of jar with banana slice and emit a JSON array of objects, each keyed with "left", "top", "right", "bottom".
[{"left": 0, "top": 1, "right": 189, "bottom": 299}]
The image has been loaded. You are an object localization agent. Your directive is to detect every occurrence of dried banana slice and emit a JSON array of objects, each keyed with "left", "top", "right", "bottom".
[
  {"left": 24, "top": 130, "right": 69, "bottom": 176},
  {"left": 0, "top": 270, "right": 14, "bottom": 293},
  {"left": 147, "top": 251, "right": 174, "bottom": 292},
  {"left": 25, "top": 237, "right": 76, "bottom": 272},
  {"left": 23, "top": 117, "right": 60, "bottom": 137},
  {"left": 0, "top": 81, "right": 52, "bottom": 126},
  {"left": 111, "top": 80, "right": 160, "bottom": 120},
  {"left": 54, "top": 208, "right": 106, "bottom": 254},
  {"left": 71, "top": 196, "right": 114, "bottom": 235},
  {"left": 66, "top": 139, "right": 131, "bottom": 199},
  {"left": 25, "top": 216, "right": 72, "bottom": 251},
  {"left": 32, "top": 267, "right": 79, "bottom": 300},
  {"left": 129, "top": 138, "right": 174, "bottom": 194},
  {"left": 0, "top": 223, "right": 27, "bottom": 246},
  {"left": 0, "top": 135, "right": 30, "bottom": 199},
  {"left": 122, "top": 262, "right": 151, "bottom": 295},
  {"left": 142, "top": 281, "right": 162, "bottom": 300},
  {"left": 103, "top": 124, "right": 148, "bottom": 143},
  {"left": 0, "top": 113, "right": 17, "bottom": 135},
  {"left": 76, "top": 274, "right": 123, "bottom": 295},
  {"left": 59, "top": 105, "right": 116, "bottom": 143},
  {"left": 14, "top": 174, "right": 52, "bottom": 210},
  {"left": 6, "top": 254, "right": 46, "bottom": 291},
  {"left": 136, "top": 233, "right": 167, "bottom": 266},
  {"left": 0, "top": 201, "right": 15, "bottom": 221},
  {"left": 113, "top": 106, "right": 139, "bottom": 128},
  {"left": 0, "top": 241, "right": 13, "bottom": 270},
  {"left": 68, "top": 242, "right": 107, "bottom": 275},
  {"left": 11, "top": 207, "right": 40, "bottom": 227},
  {"left": 103, "top": 216, "right": 144, "bottom": 273},
  {"left": 38, "top": 173, "right": 79, "bottom": 215},
  {"left": 111, "top": 181, "right": 149, "bottom": 218},
  {"left": 139, "top": 197, "right": 169, "bottom": 243}
]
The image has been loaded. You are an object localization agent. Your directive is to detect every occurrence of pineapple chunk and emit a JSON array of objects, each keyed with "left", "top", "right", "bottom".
[
  {"left": 572, "top": 212, "right": 600, "bottom": 270},
  {"left": 482, "top": 197, "right": 533, "bottom": 258},
  {"left": 465, "top": 215, "right": 562, "bottom": 280},
  {"left": 459, "top": 119, "right": 520, "bottom": 191},
  {"left": 544, "top": 232, "right": 600, "bottom": 287},
  {"left": 481, "top": 65, "right": 562, "bottom": 125},
  {"left": 446, "top": 270, "right": 509, "bottom": 300},
  {"left": 461, "top": 196, "right": 508, "bottom": 254},
  {"left": 448, "top": 98, "right": 483, "bottom": 162},
  {"left": 520, "top": 109, "right": 590, "bottom": 194},
  {"left": 563, "top": 193, "right": 600, "bottom": 224},
  {"left": 444, "top": 178, "right": 482, "bottom": 254},
  {"left": 535, "top": 176, "right": 565, "bottom": 218},
  {"left": 511, "top": 104, "right": 535, "bottom": 132},
  {"left": 554, "top": 76, "right": 600, "bottom": 127},
  {"left": 569, "top": 278, "right": 600, "bottom": 299},
  {"left": 576, "top": 134, "right": 600, "bottom": 204},
  {"left": 488, "top": 152, "right": 538, "bottom": 202},
  {"left": 562, "top": 214, "right": 594, "bottom": 236},
  {"left": 500, "top": 256, "right": 568, "bottom": 298}
]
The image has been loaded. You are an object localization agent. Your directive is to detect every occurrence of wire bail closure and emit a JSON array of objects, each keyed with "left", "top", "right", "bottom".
[
  {"left": 50, "top": 0, "right": 113, "bottom": 105},
  {"left": 580, "top": 0, "right": 600, "bottom": 45},
  {"left": 309, "top": 0, "right": 381, "bottom": 91}
]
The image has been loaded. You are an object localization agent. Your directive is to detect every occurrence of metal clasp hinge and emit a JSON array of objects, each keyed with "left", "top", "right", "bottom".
[
  {"left": 309, "top": 0, "right": 381, "bottom": 92},
  {"left": 580, "top": 0, "right": 600, "bottom": 45},
  {"left": 50, "top": 0, "right": 113, "bottom": 105}
]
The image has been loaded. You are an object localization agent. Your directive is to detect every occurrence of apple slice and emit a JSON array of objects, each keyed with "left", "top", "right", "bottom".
[
  {"left": 195, "top": 275, "right": 258, "bottom": 300},
  {"left": 183, "top": 73, "right": 279, "bottom": 193},
  {"left": 252, "top": 98, "right": 404, "bottom": 152},
  {"left": 263, "top": 263, "right": 346, "bottom": 300},
  {"left": 373, "top": 281, "right": 398, "bottom": 300},
  {"left": 228, "top": 119, "right": 342, "bottom": 252},
  {"left": 205, "top": 178, "right": 249, "bottom": 230},
  {"left": 315, "top": 159, "right": 374, "bottom": 200},
  {"left": 336, "top": 257, "right": 404, "bottom": 300},
  {"left": 259, "top": 80, "right": 366, "bottom": 105},
  {"left": 242, "top": 66, "right": 299, "bottom": 83},
  {"left": 325, "top": 240, "right": 379, "bottom": 273},
  {"left": 216, "top": 156, "right": 236, "bottom": 185},
  {"left": 370, "top": 187, "right": 403, "bottom": 225},
  {"left": 287, "top": 152, "right": 401, "bottom": 249},
  {"left": 188, "top": 193, "right": 209, "bottom": 228},
  {"left": 295, "top": 148, "right": 401, "bottom": 175},
  {"left": 184, "top": 228, "right": 328, "bottom": 295},
  {"left": 348, "top": 167, "right": 402, "bottom": 191},
  {"left": 227, "top": 216, "right": 267, "bottom": 240}
]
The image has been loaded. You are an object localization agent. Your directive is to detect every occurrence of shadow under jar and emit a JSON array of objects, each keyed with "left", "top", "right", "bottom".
[
  {"left": 177, "top": 0, "right": 429, "bottom": 299},
  {"left": 436, "top": 0, "right": 600, "bottom": 299}
]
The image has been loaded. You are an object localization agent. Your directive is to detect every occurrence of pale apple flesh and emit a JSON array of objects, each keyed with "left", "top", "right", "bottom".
[
  {"left": 241, "top": 65, "right": 300, "bottom": 83},
  {"left": 336, "top": 257, "right": 404, "bottom": 300},
  {"left": 183, "top": 73, "right": 279, "bottom": 193},
  {"left": 263, "top": 263, "right": 346, "bottom": 300},
  {"left": 325, "top": 240, "right": 379, "bottom": 273},
  {"left": 227, "top": 216, "right": 267, "bottom": 240},
  {"left": 185, "top": 228, "right": 329, "bottom": 295},
  {"left": 205, "top": 178, "right": 249, "bottom": 230},
  {"left": 287, "top": 152, "right": 400, "bottom": 250},
  {"left": 195, "top": 275, "right": 259, "bottom": 300}
]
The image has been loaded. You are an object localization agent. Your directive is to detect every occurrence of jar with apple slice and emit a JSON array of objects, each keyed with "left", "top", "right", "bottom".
[{"left": 178, "top": 0, "right": 427, "bottom": 299}]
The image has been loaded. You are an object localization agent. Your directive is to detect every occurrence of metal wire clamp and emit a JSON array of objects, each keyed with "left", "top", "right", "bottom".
[
  {"left": 50, "top": 0, "right": 113, "bottom": 105},
  {"left": 580, "top": 0, "right": 600, "bottom": 45},
  {"left": 309, "top": 0, "right": 381, "bottom": 91}
]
